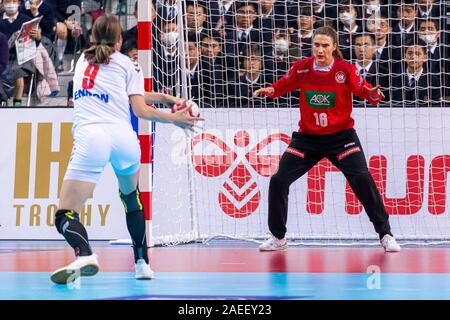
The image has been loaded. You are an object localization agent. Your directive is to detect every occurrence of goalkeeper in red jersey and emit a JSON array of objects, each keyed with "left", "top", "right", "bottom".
[{"left": 254, "top": 26, "right": 401, "bottom": 252}]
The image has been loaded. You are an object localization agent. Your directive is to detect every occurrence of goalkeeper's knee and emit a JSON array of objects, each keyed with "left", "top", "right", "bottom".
[{"left": 119, "top": 188, "right": 144, "bottom": 214}]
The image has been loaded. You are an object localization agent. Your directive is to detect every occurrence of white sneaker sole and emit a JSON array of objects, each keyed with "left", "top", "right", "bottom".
[
  {"left": 51, "top": 263, "right": 99, "bottom": 284},
  {"left": 259, "top": 244, "right": 288, "bottom": 252},
  {"left": 384, "top": 247, "right": 401, "bottom": 253},
  {"left": 135, "top": 274, "right": 155, "bottom": 280}
]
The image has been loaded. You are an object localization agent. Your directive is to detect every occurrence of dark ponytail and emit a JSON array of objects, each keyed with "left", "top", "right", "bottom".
[
  {"left": 84, "top": 15, "right": 122, "bottom": 65},
  {"left": 313, "top": 26, "right": 343, "bottom": 59}
]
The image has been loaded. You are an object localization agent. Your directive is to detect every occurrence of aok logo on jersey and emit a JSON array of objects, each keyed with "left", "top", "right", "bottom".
[
  {"left": 191, "top": 130, "right": 291, "bottom": 218},
  {"left": 305, "top": 90, "right": 336, "bottom": 109},
  {"left": 13, "top": 122, "right": 110, "bottom": 228}
]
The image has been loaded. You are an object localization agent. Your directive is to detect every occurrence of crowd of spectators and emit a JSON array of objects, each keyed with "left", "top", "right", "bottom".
[
  {"left": 148, "top": 0, "right": 449, "bottom": 108},
  {"left": 1, "top": 0, "right": 449, "bottom": 108}
]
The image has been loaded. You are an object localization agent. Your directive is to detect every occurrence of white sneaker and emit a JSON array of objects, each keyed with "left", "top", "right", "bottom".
[
  {"left": 51, "top": 254, "right": 99, "bottom": 284},
  {"left": 259, "top": 235, "right": 288, "bottom": 251},
  {"left": 135, "top": 259, "right": 154, "bottom": 280},
  {"left": 380, "top": 235, "right": 401, "bottom": 252}
]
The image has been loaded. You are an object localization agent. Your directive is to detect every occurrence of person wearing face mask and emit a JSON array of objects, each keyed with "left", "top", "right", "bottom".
[
  {"left": 152, "top": 21, "right": 180, "bottom": 95},
  {"left": 0, "top": 0, "right": 41, "bottom": 106},
  {"left": 337, "top": 0, "right": 362, "bottom": 61},
  {"left": 264, "top": 28, "right": 298, "bottom": 108},
  {"left": 418, "top": 18, "right": 442, "bottom": 73},
  {"left": 417, "top": 18, "right": 449, "bottom": 100}
]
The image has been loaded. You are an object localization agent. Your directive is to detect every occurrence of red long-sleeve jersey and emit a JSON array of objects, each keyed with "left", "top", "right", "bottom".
[{"left": 271, "top": 56, "right": 381, "bottom": 135}]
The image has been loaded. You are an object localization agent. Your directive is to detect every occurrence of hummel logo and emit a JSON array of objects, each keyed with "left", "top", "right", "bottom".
[{"left": 344, "top": 142, "right": 356, "bottom": 148}]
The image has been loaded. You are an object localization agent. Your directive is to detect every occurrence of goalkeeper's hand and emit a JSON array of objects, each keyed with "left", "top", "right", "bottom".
[
  {"left": 363, "top": 84, "right": 385, "bottom": 105},
  {"left": 253, "top": 87, "right": 275, "bottom": 98}
]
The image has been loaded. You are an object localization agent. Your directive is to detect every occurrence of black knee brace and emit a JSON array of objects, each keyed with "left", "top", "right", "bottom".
[
  {"left": 55, "top": 209, "right": 80, "bottom": 234},
  {"left": 119, "top": 188, "right": 144, "bottom": 214}
]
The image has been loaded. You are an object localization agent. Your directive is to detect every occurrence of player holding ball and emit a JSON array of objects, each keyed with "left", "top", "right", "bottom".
[
  {"left": 254, "top": 26, "right": 401, "bottom": 253},
  {"left": 51, "top": 15, "right": 203, "bottom": 284}
]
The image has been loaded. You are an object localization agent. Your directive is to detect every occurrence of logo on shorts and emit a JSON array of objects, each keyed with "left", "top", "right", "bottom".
[{"left": 335, "top": 71, "right": 346, "bottom": 84}]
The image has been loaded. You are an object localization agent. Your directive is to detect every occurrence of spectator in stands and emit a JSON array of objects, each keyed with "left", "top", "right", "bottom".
[
  {"left": 0, "top": 31, "right": 11, "bottom": 104},
  {"left": 21, "top": 0, "right": 55, "bottom": 40},
  {"left": 337, "top": 0, "right": 363, "bottom": 61},
  {"left": 264, "top": 28, "right": 298, "bottom": 108},
  {"left": 418, "top": 18, "right": 443, "bottom": 74},
  {"left": 0, "top": 32, "right": 8, "bottom": 75},
  {"left": 214, "top": 0, "right": 235, "bottom": 30},
  {"left": 47, "top": 0, "right": 84, "bottom": 72},
  {"left": 391, "top": 38, "right": 440, "bottom": 105},
  {"left": 199, "top": 30, "right": 226, "bottom": 107},
  {"left": 353, "top": 33, "right": 390, "bottom": 103},
  {"left": 231, "top": 45, "right": 269, "bottom": 108},
  {"left": 153, "top": 20, "right": 180, "bottom": 95},
  {"left": 418, "top": 0, "right": 442, "bottom": 18},
  {"left": 0, "top": 0, "right": 41, "bottom": 106},
  {"left": 184, "top": 32, "right": 201, "bottom": 105},
  {"left": 257, "top": 0, "right": 287, "bottom": 31},
  {"left": 224, "top": 1, "right": 261, "bottom": 79},
  {"left": 291, "top": 5, "right": 316, "bottom": 58},
  {"left": 292, "top": 0, "right": 338, "bottom": 26},
  {"left": 366, "top": 12, "right": 402, "bottom": 73},
  {"left": 418, "top": 18, "right": 449, "bottom": 99},
  {"left": 392, "top": 0, "right": 417, "bottom": 46},
  {"left": 21, "top": 0, "right": 56, "bottom": 64},
  {"left": 361, "top": 0, "right": 382, "bottom": 19},
  {"left": 155, "top": 0, "right": 178, "bottom": 22},
  {"left": 121, "top": 38, "right": 138, "bottom": 61},
  {"left": 185, "top": 1, "right": 207, "bottom": 38}
]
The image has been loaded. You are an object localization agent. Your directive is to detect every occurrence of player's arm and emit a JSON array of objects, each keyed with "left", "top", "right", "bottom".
[
  {"left": 348, "top": 64, "right": 384, "bottom": 105},
  {"left": 253, "top": 61, "right": 301, "bottom": 99},
  {"left": 144, "top": 92, "right": 184, "bottom": 108},
  {"left": 130, "top": 95, "right": 203, "bottom": 132}
]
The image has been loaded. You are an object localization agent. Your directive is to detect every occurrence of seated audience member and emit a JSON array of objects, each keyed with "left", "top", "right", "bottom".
[
  {"left": 0, "top": 0, "right": 41, "bottom": 106},
  {"left": 224, "top": 1, "right": 261, "bottom": 80},
  {"left": 290, "top": 5, "right": 316, "bottom": 58},
  {"left": 337, "top": 0, "right": 363, "bottom": 61},
  {"left": 361, "top": 0, "right": 382, "bottom": 19},
  {"left": 199, "top": 30, "right": 226, "bottom": 106},
  {"left": 185, "top": 0, "right": 207, "bottom": 39},
  {"left": 392, "top": 0, "right": 417, "bottom": 46},
  {"left": 417, "top": 18, "right": 449, "bottom": 100},
  {"left": 366, "top": 12, "right": 402, "bottom": 74},
  {"left": 231, "top": 45, "right": 270, "bottom": 108},
  {"left": 47, "top": 0, "right": 84, "bottom": 72},
  {"left": 121, "top": 38, "right": 138, "bottom": 61},
  {"left": 391, "top": 38, "right": 440, "bottom": 105},
  {"left": 418, "top": 0, "right": 443, "bottom": 19},
  {"left": 153, "top": 20, "right": 180, "bottom": 95},
  {"left": 352, "top": 33, "right": 390, "bottom": 103}
]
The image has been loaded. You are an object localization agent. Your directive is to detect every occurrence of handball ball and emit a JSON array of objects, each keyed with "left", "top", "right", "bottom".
[{"left": 172, "top": 100, "right": 200, "bottom": 117}]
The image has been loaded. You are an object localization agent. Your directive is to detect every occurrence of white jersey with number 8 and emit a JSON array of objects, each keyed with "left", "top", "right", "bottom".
[{"left": 72, "top": 51, "right": 145, "bottom": 129}]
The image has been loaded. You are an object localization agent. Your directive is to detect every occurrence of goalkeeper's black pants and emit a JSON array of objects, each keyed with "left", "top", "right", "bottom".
[{"left": 268, "top": 128, "right": 393, "bottom": 240}]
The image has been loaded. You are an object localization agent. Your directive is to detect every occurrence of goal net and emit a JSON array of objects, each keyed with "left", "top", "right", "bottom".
[{"left": 147, "top": 0, "right": 450, "bottom": 245}]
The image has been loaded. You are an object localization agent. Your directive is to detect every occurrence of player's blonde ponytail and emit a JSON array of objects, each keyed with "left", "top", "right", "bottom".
[
  {"left": 84, "top": 15, "right": 122, "bottom": 65},
  {"left": 313, "top": 26, "right": 344, "bottom": 59}
]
